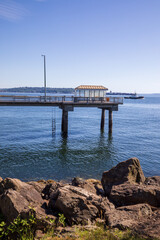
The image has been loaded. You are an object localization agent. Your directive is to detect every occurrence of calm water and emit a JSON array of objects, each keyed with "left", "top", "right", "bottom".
[{"left": 0, "top": 95, "right": 160, "bottom": 181}]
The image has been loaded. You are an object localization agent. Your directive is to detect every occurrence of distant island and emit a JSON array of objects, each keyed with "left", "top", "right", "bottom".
[
  {"left": 0, "top": 87, "right": 136, "bottom": 95},
  {"left": 0, "top": 87, "right": 74, "bottom": 94},
  {"left": 1, "top": 88, "right": 154, "bottom": 96}
]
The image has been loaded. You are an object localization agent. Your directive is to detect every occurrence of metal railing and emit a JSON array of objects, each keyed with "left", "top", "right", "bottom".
[
  {"left": 0, "top": 95, "right": 123, "bottom": 104},
  {"left": 73, "top": 96, "right": 123, "bottom": 104}
]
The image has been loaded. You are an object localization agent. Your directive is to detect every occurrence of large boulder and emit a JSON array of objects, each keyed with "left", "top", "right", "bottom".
[
  {"left": 101, "top": 158, "right": 145, "bottom": 195},
  {"left": 0, "top": 178, "right": 43, "bottom": 205},
  {"left": 51, "top": 185, "right": 114, "bottom": 225},
  {"left": 109, "top": 182, "right": 160, "bottom": 207},
  {"left": 107, "top": 206, "right": 160, "bottom": 240},
  {"left": 106, "top": 203, "right": 152, "bottom": 229},
  {"left": 134, "top": 209, "right": 160, "bottom": 239},
  {"left": 0, "top": 189, "right": 30, "bottom": 222},
  {"left": 0, "top": 178, "right": 54, "bottom": 225}
]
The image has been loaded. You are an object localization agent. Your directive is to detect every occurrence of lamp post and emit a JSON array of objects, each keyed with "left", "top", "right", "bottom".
[{"left": 41, "top": 54, "right": 46, "bottom": 102}]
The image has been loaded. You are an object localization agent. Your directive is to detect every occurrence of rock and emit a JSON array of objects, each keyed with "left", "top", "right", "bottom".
[
  {"left": 1, "top": 158, "right": 160, "bottom": 239},
  {"left": 106, "top": 203, "right": 152, "bottom": 229},
  {"left": 35, "top": 230, "right": 44, "bottom": 239},
  {"left": 42, "top": 181, "right": 63, "bottom": 200},
  {"left": 52, "top": 185, "right": 114, "bottom": 225},
  {"left": 0, "top": 178, "right": 27, "bottom": 194},
  {"left": 0, "top": 178, "right": 48, "bottom": 224},
  {"left": 101, "top": 158, "right": 145, "bottom": 195},
  {"left": 107, "top": 206, "right": 160, "bottom": 239},
  {"left": 72, "top": 178, "right": 104, "bottom": 195},
  {"left": 27, "top": 181, "right": 46, "bottom": 194},
  {"left": 101, "top": 158, "right": 160, "bottom": 208},
  {"left": 134, "top": 209, "right": 160, "bottom": 239},
  {"left": 145, "top": 176, "right": 160, "bottom": 187},
  {"left": 109, "top": 182, "right": 160, "bottom": 207},
  {"left": 0, "top": 189, "right": 30, "bottom": 222},
  {"left": 0, "top": 178, "right": 43, "bottom": 204}
]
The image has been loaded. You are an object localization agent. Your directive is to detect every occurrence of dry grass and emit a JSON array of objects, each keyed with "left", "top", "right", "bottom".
[{"left": 38, "top": 226, "right": 150, "bottom": 240}]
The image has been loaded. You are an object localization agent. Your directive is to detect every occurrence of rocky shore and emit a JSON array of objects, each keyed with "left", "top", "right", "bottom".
[{"left": 0, "top": 157, "right": 160, "bottom": 239}]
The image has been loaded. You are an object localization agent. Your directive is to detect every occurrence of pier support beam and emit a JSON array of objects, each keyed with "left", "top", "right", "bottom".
[
  {"left": 62, "top": 109, "right": 68, "bottom": 136},
  {"left": 101, "top": 109, "right": 105, "bottom": 131},
  {"left": 60, "top": 105, "right": 74, "bottom": 136},
  {"left": 108, "top": 110, "right": 113, "bottom": 134}
]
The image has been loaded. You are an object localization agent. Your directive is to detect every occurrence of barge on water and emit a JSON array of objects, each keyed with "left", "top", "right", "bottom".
[{"left": 124, "top": 93, "right": 144, "bottom": 99}]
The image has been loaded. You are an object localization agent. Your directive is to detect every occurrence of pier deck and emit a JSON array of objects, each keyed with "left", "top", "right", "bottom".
[{"left": 0, "top": 95, "right": 123, "bottom": 135}]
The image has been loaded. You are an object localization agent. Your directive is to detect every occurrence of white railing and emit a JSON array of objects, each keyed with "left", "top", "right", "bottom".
[{"left": 0, "top": 95, "right": 123, "bottom": 104}]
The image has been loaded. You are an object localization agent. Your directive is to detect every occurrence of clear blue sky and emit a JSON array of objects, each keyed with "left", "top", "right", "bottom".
[{"left": 1, "top": 0, "right": 160, "bottom": 93}]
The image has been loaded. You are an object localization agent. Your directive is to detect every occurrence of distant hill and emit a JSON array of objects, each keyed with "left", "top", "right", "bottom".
[{"left": 0, "top": 87, "right": 74, "bottom": 94}]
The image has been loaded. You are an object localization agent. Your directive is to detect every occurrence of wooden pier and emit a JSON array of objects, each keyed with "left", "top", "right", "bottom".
[{"left": 0, "top": 95, "right": 123, "bottom": 136}]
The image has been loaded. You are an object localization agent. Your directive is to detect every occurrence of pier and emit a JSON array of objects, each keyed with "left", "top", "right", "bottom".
[{"left": 0, "top": 94, "right": 123, "bottom": 136}]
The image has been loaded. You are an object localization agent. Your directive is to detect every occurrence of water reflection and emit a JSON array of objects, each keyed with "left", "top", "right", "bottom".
[
  {"left": 108, "top": 132, "right": 113, "bottom": 142},
  {"left": 52, "top": 131, "right": 117, "bottom": 180},
  {"left": 57, "top": 136, "right": 68, "bottom": 162},
  {"left": 96, "top": 132, "right": 115, "bottom": 165}
]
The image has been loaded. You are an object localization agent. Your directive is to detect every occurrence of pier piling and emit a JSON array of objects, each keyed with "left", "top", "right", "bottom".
[
  {"left": 61, "top": 105, "right": 74, "bottom": 136},
  {"left": 101, "top": 109, "right": 105, "bottom": 131},
  {"left": 61, "top": 109, "right": 68, "bottom": 135},
  {"left": 109, "top": 110, "right": 113, "bottom": 134}
]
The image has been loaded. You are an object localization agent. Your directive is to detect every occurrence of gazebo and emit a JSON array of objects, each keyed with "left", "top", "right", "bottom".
[{"left": 75, "top": 85, "right": 108, "bottom": 98}]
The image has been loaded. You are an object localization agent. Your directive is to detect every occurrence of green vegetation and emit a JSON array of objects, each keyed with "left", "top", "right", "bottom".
[
  {"left": 40, "top": 226, "right": 151, "bottom": 240},
  {"left": 58, "top": 213, "right": 66, "bottom": 227},
  {"left": 0, "top": 87, "right": 74, "bottom": 94},
  {"left": 0, "top": 211, "right": 36, "bottom": 240},
  {"left": 0, "top": 212, "right": 154, "bottom": 240}
]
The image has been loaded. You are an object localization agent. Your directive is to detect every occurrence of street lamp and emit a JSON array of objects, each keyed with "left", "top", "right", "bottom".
[{"left": 41, "top": 54, "right": 46, "bottom": 102}]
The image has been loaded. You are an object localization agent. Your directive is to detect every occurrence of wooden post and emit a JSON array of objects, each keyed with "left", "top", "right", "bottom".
[
  {"left": 109, "top": 110, "right": 113, "bottom": 134},
  {"left": 61, "top": 109, "right": 68, "bottom": 136},
  {"left": 101, "top": 109, "right": 105, "bottom": 131}
]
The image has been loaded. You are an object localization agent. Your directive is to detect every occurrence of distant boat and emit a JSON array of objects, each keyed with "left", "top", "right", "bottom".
[{"left": 124, "top": 93, "right": 144, "bottom": 99}]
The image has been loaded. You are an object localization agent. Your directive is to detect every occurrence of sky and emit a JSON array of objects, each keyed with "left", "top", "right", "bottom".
[{"left": 0, "top": 0, "right": 160, "bottom": 93}]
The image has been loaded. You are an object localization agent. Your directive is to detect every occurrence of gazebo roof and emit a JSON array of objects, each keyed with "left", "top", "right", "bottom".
[{"left": 75, "top": 85, "right": 108, "bottom": 90}]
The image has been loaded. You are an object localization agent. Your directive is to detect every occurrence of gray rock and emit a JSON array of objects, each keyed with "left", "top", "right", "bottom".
[
  {"left": 106, "top": 203, "right": 152, "bottom": 229},
  {"left": 27, "top": 181, "right": 46, "bottom": 194},
  {"left": 0, "top": 178, "right": 50, "bottom": 226},
  {"left": 145, "top": 176, "right": 160, "bottom": 187},
  {"left": 53, "top": 185, "right": 114, "bottom": 225},
  {"left": 101, "top": 158, "right": 145, "bottom": 195},
  {"left": 42, "top": 181, "right": 63, "bottom": 200},
  {"left": 0, "top": 189, "right": 29, "bottom": 222},
  {"left": 72, "top": 178, "right": 104, "bottom": 195},
  {"left": 109, "top": 182, "right": 160, "bottom": 207}
]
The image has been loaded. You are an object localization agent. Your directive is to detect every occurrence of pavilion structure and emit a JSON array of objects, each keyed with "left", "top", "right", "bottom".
[{"left": 75, "top": 85, "right": 108, "bottom": 98}]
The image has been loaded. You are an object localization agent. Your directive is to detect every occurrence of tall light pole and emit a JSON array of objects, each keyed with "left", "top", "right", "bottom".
[{"left": 41, "top": 54, "right": 46, "bottom": 102}]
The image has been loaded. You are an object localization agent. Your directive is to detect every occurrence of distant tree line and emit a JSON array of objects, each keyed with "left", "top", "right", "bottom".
[{"left": 0, "top": 87, "right": 74, "bottom": 94}]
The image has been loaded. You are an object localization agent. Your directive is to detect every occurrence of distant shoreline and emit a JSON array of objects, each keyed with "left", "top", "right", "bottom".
[
  {"left": 0, "top": 87, "right": 74, "bottom": 94},
  {"left": 0, "top": 87, "right": 160, "bottom": 96}
]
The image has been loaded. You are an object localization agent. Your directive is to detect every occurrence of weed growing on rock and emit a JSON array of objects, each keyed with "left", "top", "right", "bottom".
[
  {"left": 0, "top": 211, "right": 36, "bottom": 240},
  {"left": 58, "top": 213, "right": 66, "bottom": 227}
]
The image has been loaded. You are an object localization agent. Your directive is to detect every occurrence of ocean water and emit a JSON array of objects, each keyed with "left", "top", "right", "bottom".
[{"left": 0, "top": 95, "right": 160, "bottom": 181}]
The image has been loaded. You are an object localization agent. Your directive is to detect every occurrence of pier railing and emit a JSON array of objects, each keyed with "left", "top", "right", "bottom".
[{"left": 0, "top": 95, "right": 123, "bottom": 104}]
